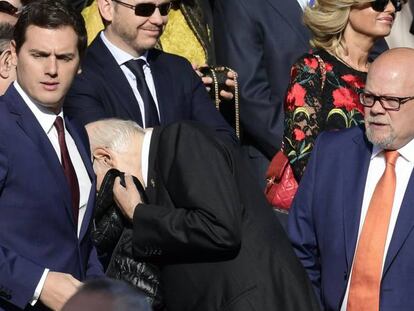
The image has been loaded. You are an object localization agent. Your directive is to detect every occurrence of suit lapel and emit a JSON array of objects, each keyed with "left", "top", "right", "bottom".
[
  {"left": 65, "top": 118, "right": 94, "bottom": 179},
  {"left": 65, "top": 118, "right": 96, "bottom": 241},
  {"left": 264, "top": 0, "right": 310, "bottom": 45},
  {"left": 5, "top": 86, "right": 75, "bottom": 227},
  {"left": 342, "top": 132, "right": 372, "bottom": 271},
  {"left": 87, "top": 35, "right": 144, "bottom": 126},
  {"left": 148, "top": 50, "right": 173, "bottom": 124},
  {"left": 383, "top": 174, "right": 414, "bottom": 275}
]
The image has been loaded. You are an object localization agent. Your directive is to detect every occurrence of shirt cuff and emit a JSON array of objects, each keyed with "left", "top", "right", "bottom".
[{"left": 30, "top": 268, "right": 49, "bottom": 306}]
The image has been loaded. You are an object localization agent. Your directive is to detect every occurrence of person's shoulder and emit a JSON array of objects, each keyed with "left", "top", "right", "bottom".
[
  {"left": 317, "top": 125, "right": 366, "bottom": 150},
  {"left": 149, "top": 49, "right": 193, "bottom": 69},
  {"left": 160, "top": 121, "right": 235, "bottom": 152}
]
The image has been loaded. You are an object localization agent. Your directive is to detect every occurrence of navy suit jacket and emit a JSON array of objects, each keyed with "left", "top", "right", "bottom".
[
  {"left": 0, "top": 86, "right": 103, "bottom": 311},
  {"left": 288, "top": 126, "right": 414, "bottom": 310},
  {"left": 64, "top": 34, "right": 234, "bottom": 141},
  {"left": 214, "top": 0, "right": 310, "bottom": 182}
]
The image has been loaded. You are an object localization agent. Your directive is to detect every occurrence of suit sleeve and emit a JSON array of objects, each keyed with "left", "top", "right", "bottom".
[
  {"left": 214, "top": 0, "right": 284, "bottom": 158},
  {"left": 132, "top": 125, "right": 242, "bottom": 262},
  {"left": 283, "top": 54, "right": 325, "bottom": 182},
  {"left": 85, "top": 242, "right": 104, "bottom": 278},
  {"left": 0, "top": 144, "right": 45, "bottom": 309},
  {"left": 287, "top": 134, "right": 323, "bottom": 302}
]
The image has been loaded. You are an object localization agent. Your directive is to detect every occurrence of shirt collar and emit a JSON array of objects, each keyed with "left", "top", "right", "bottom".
[
  {"left": 141, "top": 128, "right": 153, "bottom": 188},
  {"left": 100, "top": 31, "right": 149, "bottom": 66},
  {"left": 13, "top": 80, "right": 64, "bottom": 135},
  {"left": 371, "top": 138, "right": 414, "bottom": 163}
]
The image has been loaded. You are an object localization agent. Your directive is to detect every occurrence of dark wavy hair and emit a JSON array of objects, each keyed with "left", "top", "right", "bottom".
[{"left": 13, "top": 0, "right": 87, "bottom": 58}]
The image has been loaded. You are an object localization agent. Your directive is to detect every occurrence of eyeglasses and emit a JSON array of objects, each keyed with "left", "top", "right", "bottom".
[
  {"left": 371, "top": 0, "right": 402, "bottom": 12},
  {"left": 359, "top": 92, "right": 414, "bottom": 111},
  {"left": 0, "top": 1, "right": 19, "bottom": 16},
  {"left": 112, "top": 0, "right": 172, "bottom": 17}
]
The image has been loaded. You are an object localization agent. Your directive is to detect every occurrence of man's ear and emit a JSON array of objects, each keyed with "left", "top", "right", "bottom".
[
  {"left": 92, "top": 147, "right": 115, "bottom": 167},
  {"left": 0, "top": 48, "right": 13, "bottom": 79},
  {"left": 97, "top": 0, "right": 114, "bottom": 23}
]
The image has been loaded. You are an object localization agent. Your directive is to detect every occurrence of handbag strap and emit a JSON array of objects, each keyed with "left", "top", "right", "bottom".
[
  {"left": 266, "top": 150, "right": 289, "bottom": 182},
  {"left": 314, "top": 53, "right": 327, "bottom": 90}
]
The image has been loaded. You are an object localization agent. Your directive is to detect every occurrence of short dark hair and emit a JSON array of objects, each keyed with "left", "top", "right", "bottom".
[
  {"left": 63, "top": 279, "right": 153, "bottom": 311},
  {"left": 13, "top": 0, "right": 87, "bottom": 58},
  {"left": 0, "top": 22, "right": 13, "bottom": 53}
]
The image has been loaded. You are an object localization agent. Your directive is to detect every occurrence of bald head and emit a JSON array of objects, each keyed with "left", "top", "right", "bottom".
[
  {"left": 366, "top": 48, "right": 414, "bottom": 97},
  {"left": 364, "top": 48, "right": 414, "bottom": 150}
]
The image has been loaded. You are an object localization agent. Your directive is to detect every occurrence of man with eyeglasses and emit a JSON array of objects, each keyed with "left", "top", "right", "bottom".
[
  {"left": 63, "top": 0, "right": 235, "bottom": 142},
  {"left": 288, "top": 48, "right": 414, "bottom": 310}
]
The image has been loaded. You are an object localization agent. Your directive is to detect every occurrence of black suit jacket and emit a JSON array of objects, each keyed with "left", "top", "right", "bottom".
[
  {"left": 131, "top": 122, "right": 320, "bottom": 311},
  {"left": 64, "top": 34, "right": 235, "bottom": 141},
  {"left": 214, "top": 0, "right": 310, "bottom": 182}
]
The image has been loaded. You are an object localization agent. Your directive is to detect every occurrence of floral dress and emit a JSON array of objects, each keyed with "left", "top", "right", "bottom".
[{"left": 283, "top": 49, "right": 366, "bottom": 181}]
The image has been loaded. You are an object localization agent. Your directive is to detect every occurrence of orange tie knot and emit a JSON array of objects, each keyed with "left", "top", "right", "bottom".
[{"left": 384, "top": 150, "right": 399, "bottom": 167}]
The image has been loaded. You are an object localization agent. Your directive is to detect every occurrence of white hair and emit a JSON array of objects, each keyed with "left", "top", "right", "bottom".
[{"left": 86, "top": 118, "right": 145, "bottom": 153}]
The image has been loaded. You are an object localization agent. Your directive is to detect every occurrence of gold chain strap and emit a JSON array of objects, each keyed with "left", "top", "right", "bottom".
[{"left": 208, "top": 66, "right": 240, "bottom": 138}]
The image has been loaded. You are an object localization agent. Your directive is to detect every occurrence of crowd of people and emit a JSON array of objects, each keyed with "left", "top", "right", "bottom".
[{"left": 0, "top": 0, "right": 413, "bottom": 310}]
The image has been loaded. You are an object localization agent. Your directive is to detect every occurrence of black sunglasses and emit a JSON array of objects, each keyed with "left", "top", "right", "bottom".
[
  {"left": 371, "top": 0, "right": 402, "bottom": 12},
  {"left": 112, "top": 0, "right": 172, "bottom": 17},
  {"left": 0, "top": 1, "right": 19, "bottom": 16}
]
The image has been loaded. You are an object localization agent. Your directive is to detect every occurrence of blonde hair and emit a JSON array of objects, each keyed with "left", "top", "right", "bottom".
[
  {"left": 304, "top": 0, "right": 372, "bottom": 55},
  {"left": 86, "top": 118, "right": 145, "bottom": 153}
]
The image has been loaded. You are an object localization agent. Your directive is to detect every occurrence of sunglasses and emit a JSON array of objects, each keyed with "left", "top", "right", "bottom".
[
  {"left": 0, "top": 0, "right": 19, "bottom": 16},
  {"left": 112, "top": 0, "right": 172, "bottom": 17},
  {"left": 371, "top": 0, "right": 402, "bottom": 12}
]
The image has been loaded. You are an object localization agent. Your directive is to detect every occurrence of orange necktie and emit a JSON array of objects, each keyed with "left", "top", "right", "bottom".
[{"left": 347, "top": 150, "right": 399, "bottom": 311}]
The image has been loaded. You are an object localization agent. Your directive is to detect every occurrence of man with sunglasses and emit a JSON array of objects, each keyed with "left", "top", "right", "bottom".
[
  {"left": 288, "top": 48, "right": 414, "bottom": 310},
  {"left": 63, "top": 0, "right": 235, "bottom": 142},
  {"left": 0, "top": 0, "right": 21, "bottom": 25}
]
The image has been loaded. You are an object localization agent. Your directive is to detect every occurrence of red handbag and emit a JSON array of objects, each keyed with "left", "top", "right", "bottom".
[{"left": 265, "top": 150, "right": 298, "bottom": 212}]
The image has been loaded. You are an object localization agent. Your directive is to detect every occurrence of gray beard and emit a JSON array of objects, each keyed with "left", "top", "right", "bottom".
[{"left": 366, "top": 127, "right": 396, "bottom": 149}]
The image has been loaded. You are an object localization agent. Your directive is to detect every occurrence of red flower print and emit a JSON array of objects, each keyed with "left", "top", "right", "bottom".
[
  {"left": 332, "top": 87, "right": 362, "bottom": 112},
  {"left": 290, "top": 66, "right": 298, "bottom": 80},
  {"left": 304, "top": 57, "right": 318, "bottom": 70},
  {"left": 293, "top": 128, "right": 305, "bottom": 141},
  {"left": 341, "top": 74, "right": 365, "bottom": 89},
  {"left": 286, "top": 83, "right": 306, "bottom": 111},
  {"left": 325, "top": 62, "right": 333, "bottom": 72}
]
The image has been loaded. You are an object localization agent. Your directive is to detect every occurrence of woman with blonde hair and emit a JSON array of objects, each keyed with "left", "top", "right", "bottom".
[{"left": 282, "top": 0, "right": 401, "bottom": 181}]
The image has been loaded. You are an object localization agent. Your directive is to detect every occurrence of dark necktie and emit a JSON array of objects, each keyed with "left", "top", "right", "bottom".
[
  {"left": 54, "top": 116, "right": 80, "bottom": 225},
  {"left": 347, "top": 150, "right": 399, "bottom": 311},
  {"left": 125, "top": 59, "right": 160, "bottom": 127}
]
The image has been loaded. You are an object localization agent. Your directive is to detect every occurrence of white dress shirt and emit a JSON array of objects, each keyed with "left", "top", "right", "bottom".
[
  {"left": 340, "top": 139, "right": 414, "bottom": 310},
  {"left": 14, "top": 81, "right": 92, "bottom": 305},
  {"left": 100, "top": 32, "right": 160, "bottom": 128},
  {"left": 141, "top": 129, "right": 153, "bottom": 188},
  {"left": 296, "top": 0, "right": 310, "bottom": 10}
]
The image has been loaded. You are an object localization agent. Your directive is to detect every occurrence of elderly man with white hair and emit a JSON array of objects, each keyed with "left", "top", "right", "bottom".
[{"left": 86, "top": 119, "right": 320, "bottom": 311}]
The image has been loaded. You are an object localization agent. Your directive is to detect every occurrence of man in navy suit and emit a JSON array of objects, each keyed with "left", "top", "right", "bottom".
[
  {"left": 0, "top": 1, "right": 103, "bottom": 310},
  {"left": 288, "top": 48, "right": 414, "bottom": 310},
  {"left": 214, "top": 0, "right": 310, "bottom": 185},
  {"left": 64, "top": 0, "right": 234, "bottom": 141}
]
